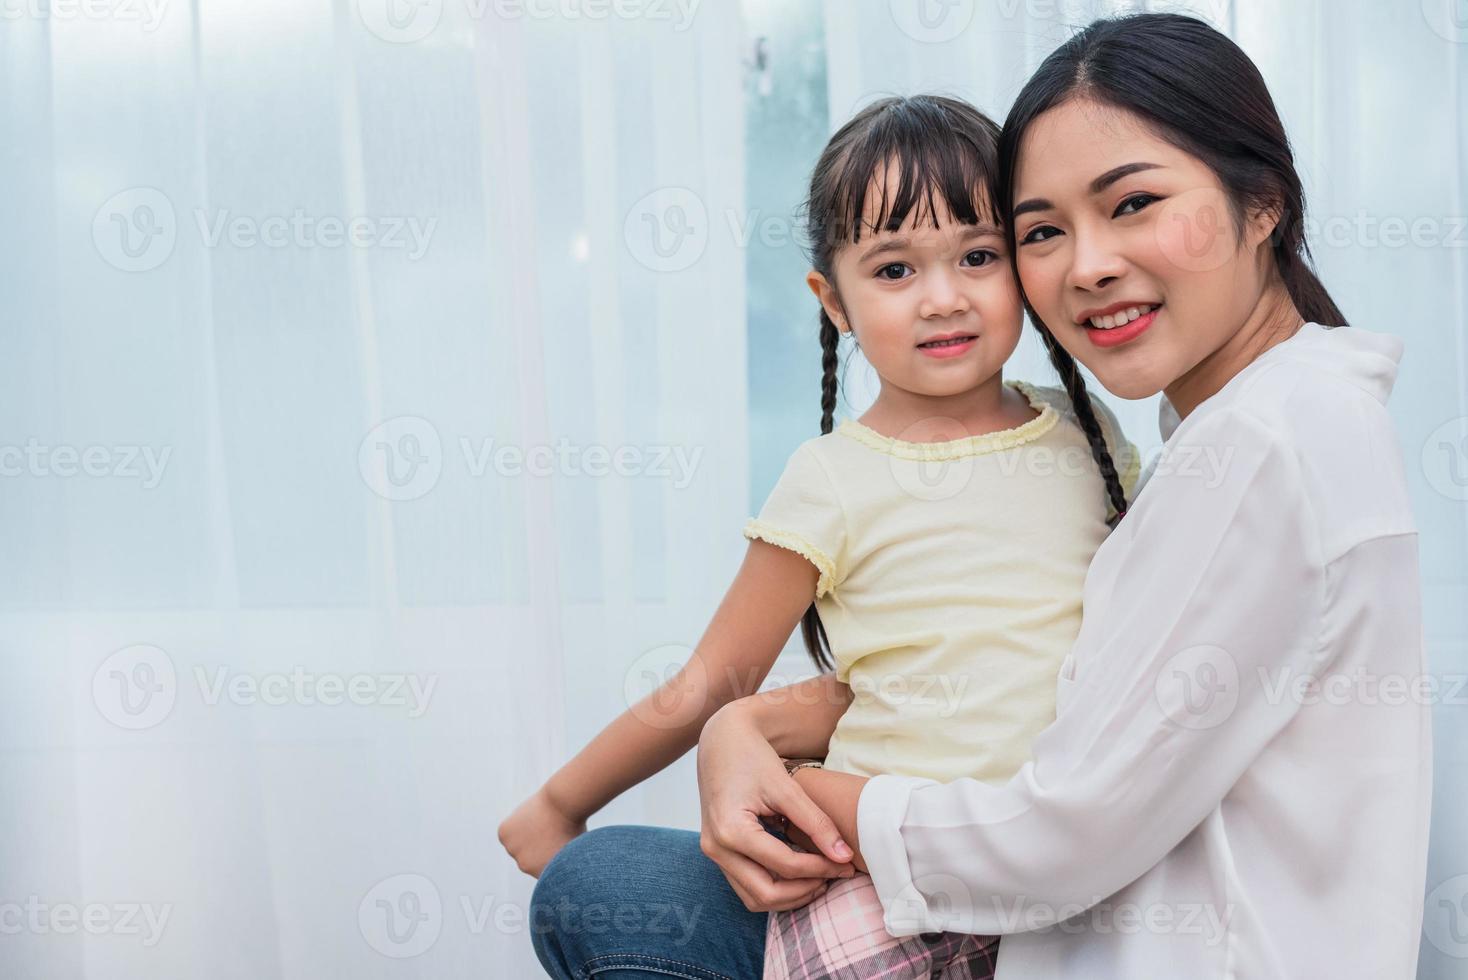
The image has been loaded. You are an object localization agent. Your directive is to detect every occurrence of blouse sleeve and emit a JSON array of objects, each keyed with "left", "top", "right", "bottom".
[
  {"left": 856, "top": 407, "right": 1330, "bottom": 936},
  {"left": 742, "top": 441, "right": 847, "bottom": 599}
]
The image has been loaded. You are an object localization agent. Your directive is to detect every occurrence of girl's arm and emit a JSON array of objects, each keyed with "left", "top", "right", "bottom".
[{"left": 498, "top": 539, "right": 826, "bottom": 877}]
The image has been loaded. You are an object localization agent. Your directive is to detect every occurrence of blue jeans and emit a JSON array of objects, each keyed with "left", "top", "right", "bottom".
[{"left": 530, "top": 825, "right": 768, "bottom": 979}]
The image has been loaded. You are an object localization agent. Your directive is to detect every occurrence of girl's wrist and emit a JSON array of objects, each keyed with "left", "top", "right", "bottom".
[
  {"left": 783, "top": 757, "right": 824, "bottom": 776},
  {"left": 539, "top": 778, "right": 590, "bottom": 826}
]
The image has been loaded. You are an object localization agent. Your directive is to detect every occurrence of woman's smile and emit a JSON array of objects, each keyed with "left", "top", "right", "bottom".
[{"left": 1078, "top": 303, "right": 1161, "bottom": 348}]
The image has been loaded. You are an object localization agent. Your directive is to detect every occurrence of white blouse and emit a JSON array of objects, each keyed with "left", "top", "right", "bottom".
[{"left": 857, "top": 323, "right": 1433, "bottom": 979}]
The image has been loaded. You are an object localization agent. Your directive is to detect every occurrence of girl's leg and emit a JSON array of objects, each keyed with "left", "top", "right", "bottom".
[
  {"left": 937, "top": 933, "right": 1000, "bottom": 979},
  {"left": 530, "top": 825, "right": 768, "bottom": 980},
  {"left": 763, "top": 873, "right": 999, "bottom": 980}
]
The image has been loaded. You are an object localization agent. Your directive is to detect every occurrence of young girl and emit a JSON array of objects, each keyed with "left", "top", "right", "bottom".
[
  {"left": 746, "top": 96, "right": 1136, "bottom": 979},
  {"left": 508, "top": 94, "right": 1137, "bottom": 978}
]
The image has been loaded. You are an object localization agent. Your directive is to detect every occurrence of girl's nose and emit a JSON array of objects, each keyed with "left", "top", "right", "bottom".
[{"left": 918, "top": 269, "right": 971, "bottom": 319}]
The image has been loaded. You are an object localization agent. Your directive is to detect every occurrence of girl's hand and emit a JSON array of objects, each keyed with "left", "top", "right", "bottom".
[
  {"left": 498, "top": 787, "right": 587, "bottom": 878},
  {"left": 696, "top": 702, "right": 857, "bottom": 912}
]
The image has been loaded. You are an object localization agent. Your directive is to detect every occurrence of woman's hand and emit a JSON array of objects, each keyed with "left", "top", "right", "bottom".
[
  {"left": 696, "top": 701, "right": 857, "bottom": 912},
  {"left": 498, "top": 787, "right": 587, "bottom": 878}
]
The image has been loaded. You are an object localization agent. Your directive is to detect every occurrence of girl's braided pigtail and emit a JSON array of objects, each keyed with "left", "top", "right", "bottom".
[
  {"left": 1034, "top": 324, "right": 1128, "bottom": 527},
  {"left": 797, "top": 311, "right": 841, "bottom": 672}
]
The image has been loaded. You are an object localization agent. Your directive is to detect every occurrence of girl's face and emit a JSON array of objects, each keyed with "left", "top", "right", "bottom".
[
  {"left": 809, "top": 184, "right": 1023, "bottom": 405},
  {"left": 1011, "top": 98, "right": 1279, "bottom": 401}
]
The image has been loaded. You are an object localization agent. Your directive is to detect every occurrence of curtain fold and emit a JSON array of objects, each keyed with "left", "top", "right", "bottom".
[{"left": 0, "top": 3, "right": 748, "bottom": 978}]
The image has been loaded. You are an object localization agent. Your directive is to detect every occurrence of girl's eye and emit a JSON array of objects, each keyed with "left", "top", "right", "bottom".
[
  {"left": 1019, "top": 225, "right": 1060, "bottom": 246},
  {"left": 1115, "top": 193, "right": 1160, "bottom": 217},
  {"left": 962, "top": 249, "right": 999, "bottom": 267},
  {"left": 876, "top": 263, "right": 911, "bottom": 281}
]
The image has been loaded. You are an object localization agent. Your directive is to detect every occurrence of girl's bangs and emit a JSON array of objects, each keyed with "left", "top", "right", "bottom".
[{"left": 829, "top": 119, "right": 998, "bottom": 247}]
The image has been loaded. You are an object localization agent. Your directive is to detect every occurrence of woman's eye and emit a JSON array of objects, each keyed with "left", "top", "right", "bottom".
[
  {"left": 962, "top": 249, "right": 998, "bottom": 267},
  {"left": 876, "top": 263, "right": 911, "bottom": 281},
  {"left": 1019, "top": 225, "right": 1060, "bottom": 245},
  {"left": 1115, "top": 193, "right": 1160, "bottom": 217}
]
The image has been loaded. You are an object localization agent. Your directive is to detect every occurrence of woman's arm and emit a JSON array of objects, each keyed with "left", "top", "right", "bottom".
[
  {"left": 707, "top": 668, "right": 863, "bottom": 874},
  {"left": 694, "top": 667, "right": 877, "bottom": 913},
  {"left": 736, "top": 669, "right": 854, "bottom": 758},
  {"left": 851, "top": 409, "right": 1334, "bottom": 936},
  {"left": 499, "top": 539, "right": 825, "bottom": 877}
]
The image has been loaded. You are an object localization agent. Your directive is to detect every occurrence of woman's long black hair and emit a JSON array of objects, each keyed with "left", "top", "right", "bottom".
[
  {"left": 997, "top": 13, "right": 1346, "bottom": 335},
  {"left": 794, "top": 94, "right": 1127, "bottom": 672}
]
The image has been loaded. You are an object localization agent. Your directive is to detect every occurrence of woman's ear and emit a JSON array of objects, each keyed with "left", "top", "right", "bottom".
[
  {"left": 1246, "top": 198, "right": 1284, "bottom": 251},
  {"left": 806, "top": 270, "right": 849, "bottom": 334}
]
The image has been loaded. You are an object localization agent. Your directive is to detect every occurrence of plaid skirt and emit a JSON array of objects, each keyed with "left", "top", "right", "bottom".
[{"left": 763, "top": 873, "right": 998, "bottom": 980}]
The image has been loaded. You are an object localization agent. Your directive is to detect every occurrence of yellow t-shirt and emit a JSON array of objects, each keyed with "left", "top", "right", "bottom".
[{"left": 744, "top": 380, "right": 1139, "bottom": 785}]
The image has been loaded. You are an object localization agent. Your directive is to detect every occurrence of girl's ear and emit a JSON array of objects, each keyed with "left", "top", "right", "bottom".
[{"left": 806, "top": 270, "right": 849, "bottom": 334}]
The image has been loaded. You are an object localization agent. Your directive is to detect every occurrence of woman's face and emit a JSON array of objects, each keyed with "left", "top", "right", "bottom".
[
  {"left": 810, "top": 178, "right": 1024, "bottom": 406},
  {"left": 1011, "top": 98, "right": 1279, "bottom": 401}
]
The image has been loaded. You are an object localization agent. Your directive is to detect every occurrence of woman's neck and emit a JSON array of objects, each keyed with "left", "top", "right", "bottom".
[{"left": 1165, "top": 286, "right": 1306, "bottom": 420}]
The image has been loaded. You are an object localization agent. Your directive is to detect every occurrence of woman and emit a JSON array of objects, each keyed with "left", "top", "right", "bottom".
[{"left": 529, "top": 14, "right": 1432, "bottom": 979}]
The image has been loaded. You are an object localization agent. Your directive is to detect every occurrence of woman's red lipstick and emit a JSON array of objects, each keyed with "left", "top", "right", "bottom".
[{"left": 1083, "top": 305, "right": 1160, "bottom": 349}]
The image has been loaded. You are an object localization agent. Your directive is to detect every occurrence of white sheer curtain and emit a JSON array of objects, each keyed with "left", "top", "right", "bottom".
[
  {"left": 0, "top": 2, "right": 747, "bottom": 978},
  {"left": 822, "top": 3, "right": 1467, "bottom": 978},
  {"left": 4, "top": 2, "right": 1464, "bottom": 978}
]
